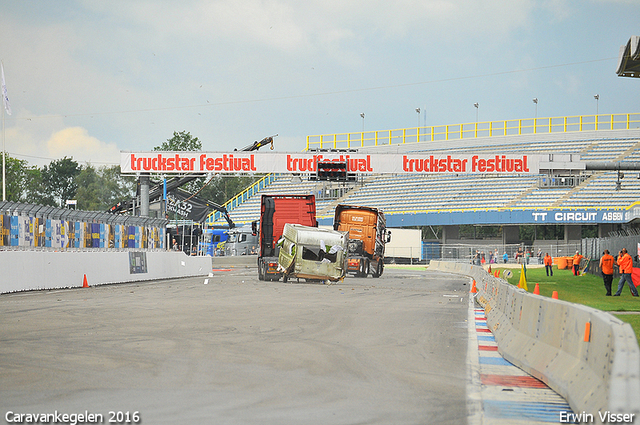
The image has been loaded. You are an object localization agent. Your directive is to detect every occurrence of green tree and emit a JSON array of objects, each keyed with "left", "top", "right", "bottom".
[
  {"left": 75, "top": 165, "right": 100, "bottom": 210},
  {"left": 41, "top": 157, "right": 81, "bottom": 207},
  {"left": 76, "top": 165, "right": 136, "bottom": 211},
  {"left": 581, "top": 225, "right": 598, "bottom": 239},
  {"left": 154, "top": 131, "right": 202, "bottom": 152},
  {"left": 0, "top": 154, "right": 32, "bottom": 202},
  {"left": 22, "top": 166, "right": 46, "bottom": 204},
  {"left": 459, "top": 225, "right": 502, "bottom": 240}
]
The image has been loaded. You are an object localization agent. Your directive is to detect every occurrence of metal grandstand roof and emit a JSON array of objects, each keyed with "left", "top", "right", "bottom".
[{"left": 616, "top": 36, "right": 640, "bottom": 78}]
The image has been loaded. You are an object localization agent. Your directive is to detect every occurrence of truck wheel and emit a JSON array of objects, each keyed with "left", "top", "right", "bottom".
[
  {"left": 258, "top": 260, "right": 265, "bottom": 280},
  {"left": 373, "top": 260, "right": 383, "bottom": 278},
  {"left": 358, "top": 260, "right": 367, "bottom": 277}
]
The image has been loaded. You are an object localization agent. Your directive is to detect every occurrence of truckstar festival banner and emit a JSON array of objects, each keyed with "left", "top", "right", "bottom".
[{"left": 121, "top": 152, "right": 543, "bottom": 175}]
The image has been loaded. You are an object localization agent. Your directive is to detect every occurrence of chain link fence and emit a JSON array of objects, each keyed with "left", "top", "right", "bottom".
[
  {"left": 582, "top": 234, "right": 640, "bottom": 264},
  {"left": 424, "top": 242, "right": 581, "bottom": 264}
]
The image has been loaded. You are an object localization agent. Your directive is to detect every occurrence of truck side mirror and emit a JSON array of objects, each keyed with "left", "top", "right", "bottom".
[
  {"left": 251, "top": 220, "right": 258, "bottom": 236},
  {"left": 386, "top": 231, "right": 391, "bottom": 243}
]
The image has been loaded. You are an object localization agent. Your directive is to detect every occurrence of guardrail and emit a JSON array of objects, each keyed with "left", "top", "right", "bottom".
[
  {"left": 428, "top": 260, "right": 640, "bottom": 421},
  {"left": 307, "top": 113, "right": 640, "bottom": 149}
]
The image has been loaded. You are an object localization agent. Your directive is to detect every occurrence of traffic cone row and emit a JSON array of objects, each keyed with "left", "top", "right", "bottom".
[{"left": 487, "top": 269, "right": 558, "bottom": 299}]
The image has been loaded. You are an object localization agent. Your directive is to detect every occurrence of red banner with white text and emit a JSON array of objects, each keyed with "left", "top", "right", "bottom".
[{"left": 120, "top": 152, "right": 542, "bottom": 175}]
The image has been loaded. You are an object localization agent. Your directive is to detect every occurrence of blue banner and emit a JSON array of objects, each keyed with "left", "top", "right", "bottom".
[
  {"left": 10, "top": 216, "right": 18, "bottom": 246},
  {"left": 318, "top": 208, "right": 626, "bottom": 227}
]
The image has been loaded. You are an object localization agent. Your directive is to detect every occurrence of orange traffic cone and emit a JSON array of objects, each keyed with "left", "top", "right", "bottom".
[
  {"left": 551, "top": 290, "right": 558, "bottom": 299},
  {"left": 533, "top": 283, "right": 540, "bottom": 295},
  {"left": 82, "top": 274, "right": 89, "bottom": 288},
  {"left": 488, "top": 265, "right": 492, "bottom": 273},
  {"left": 470, "top": 280, "right": 478, "bottom": 293}
]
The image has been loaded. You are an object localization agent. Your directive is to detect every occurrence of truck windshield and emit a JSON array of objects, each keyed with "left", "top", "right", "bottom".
[{"left": 228, "top": 233, "right": 247, "bottom": 243}]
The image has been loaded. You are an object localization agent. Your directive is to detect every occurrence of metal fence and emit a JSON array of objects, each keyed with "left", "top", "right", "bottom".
[
  {"left": 0, "top": 201, "right": 168, "bottom": 251},
  {"left": 582, "top": 235, "right": 640, "bottom": 261},
  {"left": 422, "top": 241, "right": 582, "bottom": 264},
  {"left": 419, "top": 235, "right": 640, "bottom": 271}
]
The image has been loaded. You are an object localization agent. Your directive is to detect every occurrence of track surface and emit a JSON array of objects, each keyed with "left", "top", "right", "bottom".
[{"left": 1, "top": 267, "right": 471, "bottom": 424}]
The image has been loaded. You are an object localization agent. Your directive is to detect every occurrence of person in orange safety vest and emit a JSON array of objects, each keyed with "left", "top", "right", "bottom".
[
  {"left": 572, "top": 251, "right": 583, "bottom": 276},
  {"left": 613, "top": 248, "right": 639, "bottom": 297},
  {"left": 600, "top": 249, "right": 614, "bottom": 296},
  {"left": 544, "top": 253, "right": 553, "bottom": 277}
]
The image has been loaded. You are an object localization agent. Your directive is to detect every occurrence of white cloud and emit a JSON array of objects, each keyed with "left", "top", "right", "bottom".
[{"left": 46, "top": 127, "right": 120, "bottom": 166}]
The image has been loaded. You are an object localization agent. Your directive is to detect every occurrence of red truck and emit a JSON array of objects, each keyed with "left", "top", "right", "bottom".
[
  {"left": 256, "top": 194, "right": 317, "bottom": 281},
  {"left": 333, "top": 204, "right": 390, "bottom": 278}
]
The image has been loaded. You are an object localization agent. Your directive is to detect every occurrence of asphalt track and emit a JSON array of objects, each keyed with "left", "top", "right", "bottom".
[{"left": 0, "top": 267, "right": 471, "bottom": 424}]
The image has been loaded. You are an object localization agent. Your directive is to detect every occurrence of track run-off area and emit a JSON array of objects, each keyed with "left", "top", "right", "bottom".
[{"left": 0, "top": 266, "right": 573, "bottom": 425}]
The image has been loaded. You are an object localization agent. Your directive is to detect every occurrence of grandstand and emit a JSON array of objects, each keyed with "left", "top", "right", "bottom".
[{"left": 208, "top": 113, "right": 640, "bottom": 246}]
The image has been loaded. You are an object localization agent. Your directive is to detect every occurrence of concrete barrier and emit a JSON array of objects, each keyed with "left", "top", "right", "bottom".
[
  {"left": 429, "top": 260, "right": 640, "bottom": 422},
  {"left": 0, "top": 250, "right": 211, "bottom": 294}
]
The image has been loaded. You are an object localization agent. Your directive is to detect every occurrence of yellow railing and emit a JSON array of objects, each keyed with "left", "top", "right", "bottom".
[
  {"left": 206, "top": 173, "right": 275, "bottom": 225},
  {"left": 307, "top": 113, "right": 640, "bottom": 150}
]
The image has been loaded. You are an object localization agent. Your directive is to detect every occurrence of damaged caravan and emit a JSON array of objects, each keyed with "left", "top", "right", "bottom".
[{"left": 277, "top": 223, "right": 348, "bottom": 282}]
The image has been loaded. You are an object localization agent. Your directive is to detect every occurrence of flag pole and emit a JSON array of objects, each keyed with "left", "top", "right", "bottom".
[
  {"left": 2, "top": 92, "right": 5, "bottom": 201},
  {"left": 1, "top": 60, "right": 7, "bottom": 201}
]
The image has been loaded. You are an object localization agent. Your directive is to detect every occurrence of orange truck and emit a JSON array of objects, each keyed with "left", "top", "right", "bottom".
[{"left": 333, "top": 204, "right": 391, "bottom": 278}]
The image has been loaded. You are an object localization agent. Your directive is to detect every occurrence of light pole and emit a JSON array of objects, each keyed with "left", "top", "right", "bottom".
[
  {"left": 594, "top": 94, "right": 599, "bottom": 115},
  {"left": 360, "top": 113, "right": 365, "bottom": 145},
  {"left": 360, "top": 112, "right": 365, "bottom": 132},
  {"left": 474, "top": 103, "right": 479, "bottom": 122},
  {"left": 416, "top": 108, "right": 422, "bottom": 142},
  {"left": 423, "top": 105, "right": 427, "bottom": 128},
  {"left": 533, "top": 98, "right": 538, "bottom": 133}
]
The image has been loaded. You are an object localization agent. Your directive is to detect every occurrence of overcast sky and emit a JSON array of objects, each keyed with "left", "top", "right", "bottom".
[{"left": 1, "top": 0, "right": 638, "bottom": 167}]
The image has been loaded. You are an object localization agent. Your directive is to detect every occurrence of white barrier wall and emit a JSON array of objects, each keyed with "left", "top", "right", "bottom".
[
  {"left": 0, "top": 251, "right": 211, "bottom": 293},
  {"left": 429, "top": 260, "right": 640, "bottom": 423}
]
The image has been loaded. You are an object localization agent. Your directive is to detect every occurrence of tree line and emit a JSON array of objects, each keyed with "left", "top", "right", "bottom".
[{"left": 0, "top": 131, "right": 262, "bottom": 212}]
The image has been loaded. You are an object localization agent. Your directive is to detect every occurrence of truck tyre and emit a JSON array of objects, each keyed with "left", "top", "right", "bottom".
[
  {"left": 258, "top": 259, "right": 265, "bottom": 280},
  {"left": 372, "top": 260, "right": 383, "bottom": 278},
  {"left": 358, "top": 260, "right": 367, "bottom": 277}
]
